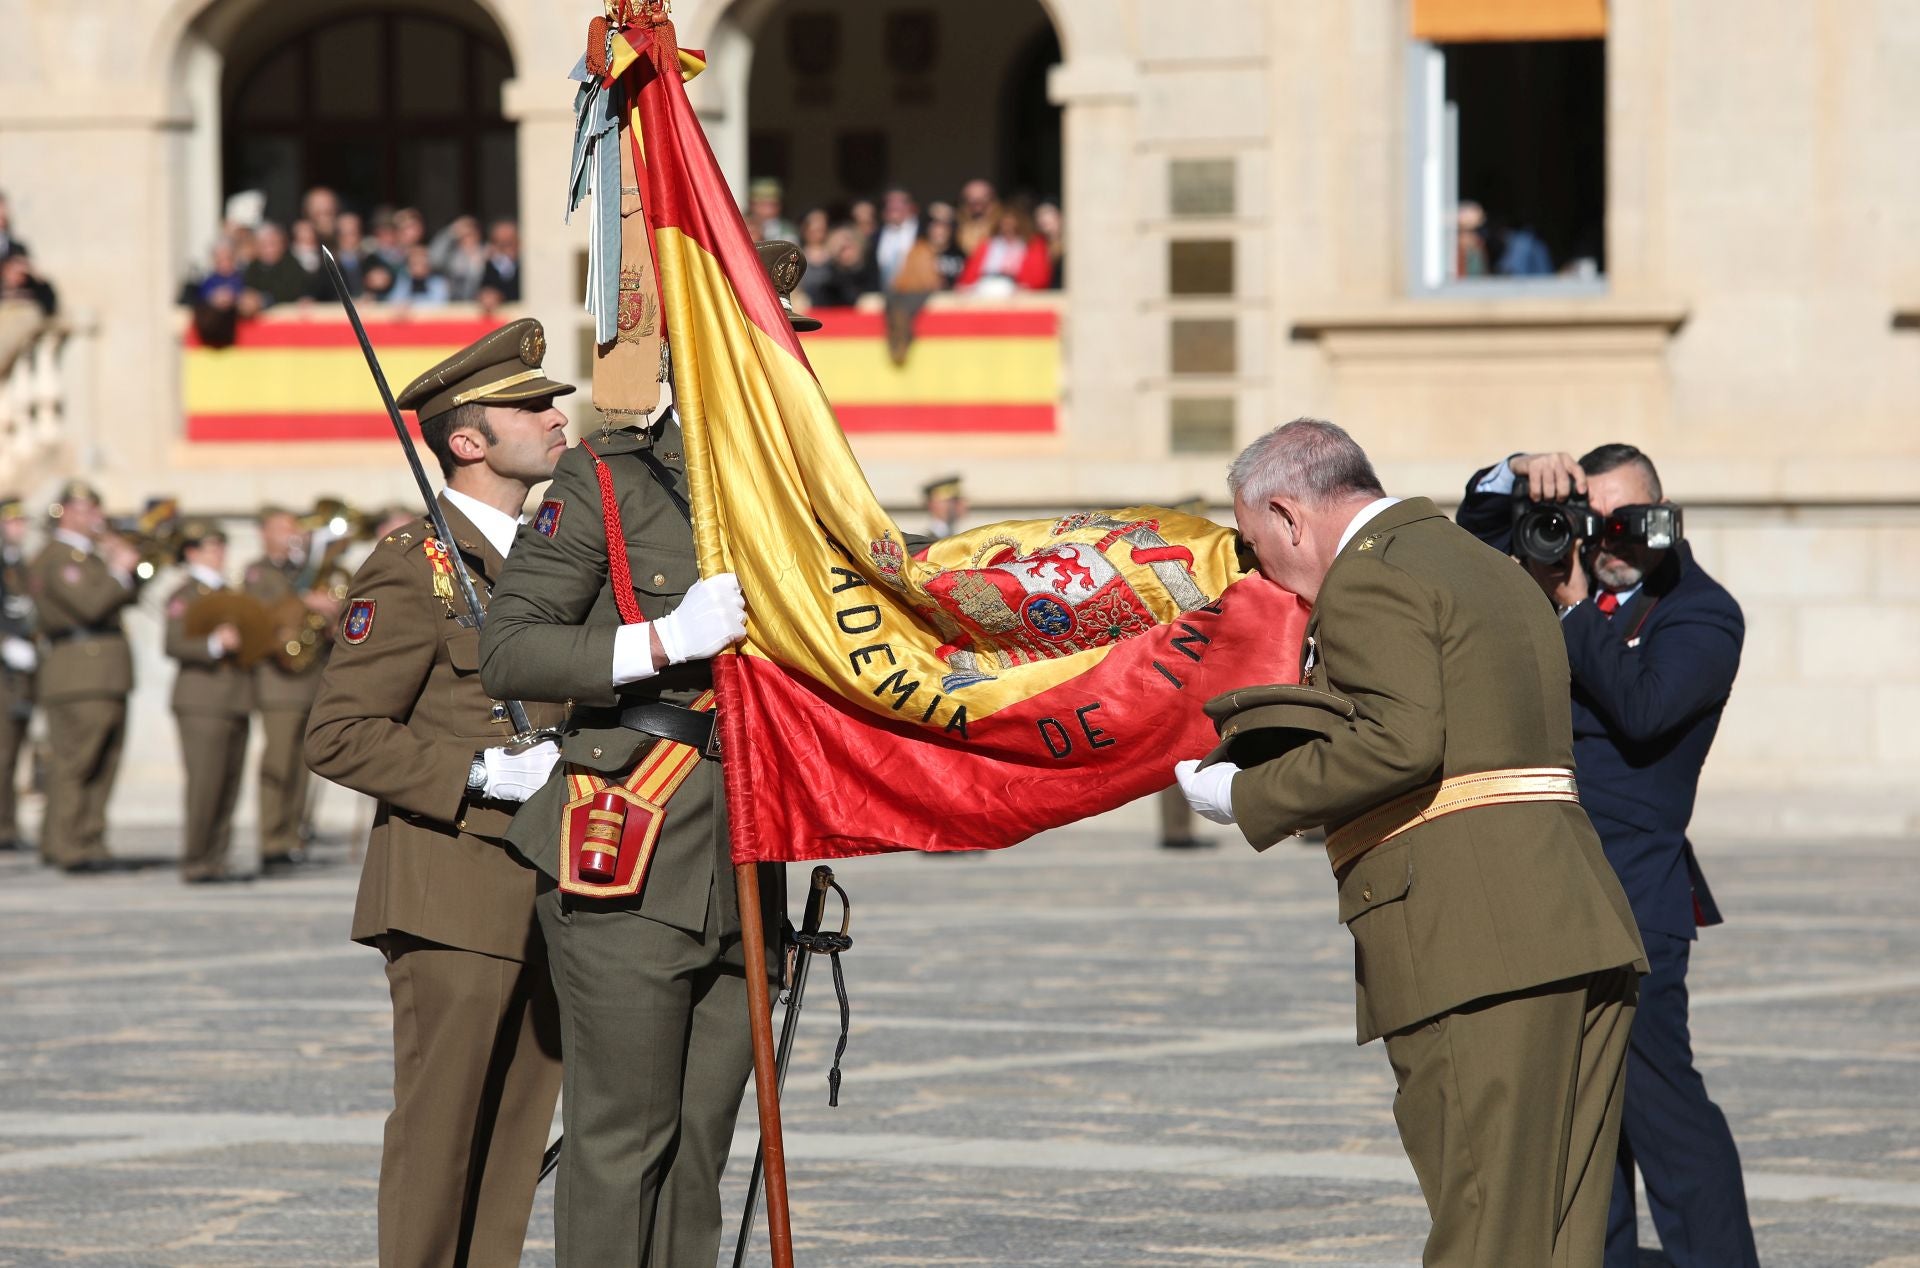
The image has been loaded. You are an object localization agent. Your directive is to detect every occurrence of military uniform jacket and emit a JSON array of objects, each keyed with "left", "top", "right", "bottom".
[
  {"left": 0, "top": 546, "right": 34, "bottom": 717},
  {"left": 305, "top": 497, "right": 563, "bottom": 962},
  {"left": 164, "top": 578, "right": 254, "bottom": 716},
  {"left": 246, "top": 556, "right": 326, "bottom": 710},
  {"left": 29, "top": 539, "right": 137, "bottom": 703},
  {"left": 1230, "top": 499, "right": 1646, "bottom": 1042},
  {"left": 480, "top": 419, "right": 734, "bottom": 936}
]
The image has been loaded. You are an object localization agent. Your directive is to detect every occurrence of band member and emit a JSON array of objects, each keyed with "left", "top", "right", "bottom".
[
  {"left": 29, "top": 480, "right": 142, "bottom": 873},
  {"left": 247, "top": 506, "right": 336, "bottom": 871},
  {"left": 476, "top": 244, "right": 805, "bottom": 1268},
  {"left": 922, "top": 474, "right": 967, "bottom": 538},
  {"left": 0, "top": 494, "right": 36, "bottom": 852},
  {"left": 305, "top": 318, "right": 571, "bottom": 1268},
  {"left": 164, "top": 521, "right": 254, "bottom": 883}
]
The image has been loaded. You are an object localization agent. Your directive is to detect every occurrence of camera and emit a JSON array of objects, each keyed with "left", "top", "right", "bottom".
[{"left": 1509, "top": 480, "right": 1685, "bottom": 563}]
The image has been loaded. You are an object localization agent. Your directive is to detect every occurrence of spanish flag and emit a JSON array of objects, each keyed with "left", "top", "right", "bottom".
[{"left": 622, "top": 20, "right": 1307, "bottom": 863}]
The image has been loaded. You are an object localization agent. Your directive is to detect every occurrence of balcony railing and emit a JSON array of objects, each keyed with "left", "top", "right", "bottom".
[{"left": 0, "top": 316, "right": 87, "bottom": 487}]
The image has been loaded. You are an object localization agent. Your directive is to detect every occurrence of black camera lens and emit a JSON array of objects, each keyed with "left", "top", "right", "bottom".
[{"left": 1513, "top": 505, "right": 1576, "bottom": 563}]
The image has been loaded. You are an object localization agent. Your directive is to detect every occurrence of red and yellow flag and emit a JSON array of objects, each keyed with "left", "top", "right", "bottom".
[{"left": 621, "top": 22, "right": 1306, "bottom": 863}]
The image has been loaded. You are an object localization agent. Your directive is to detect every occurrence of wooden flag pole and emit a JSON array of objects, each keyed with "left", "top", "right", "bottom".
[{"left": 735, "top": 862, "right": 796, "bottom": 1268}]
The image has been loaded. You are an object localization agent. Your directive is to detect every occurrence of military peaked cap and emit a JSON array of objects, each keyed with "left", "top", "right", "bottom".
[
  {"left": 1201, "top": 682, "right": 1357, "bottom": 770},
  {"left": 757, "top": 239, "right": 822, "bottom": 331},
  {"left": 395, "top": 317, "right": 575, "bottom": 423}
]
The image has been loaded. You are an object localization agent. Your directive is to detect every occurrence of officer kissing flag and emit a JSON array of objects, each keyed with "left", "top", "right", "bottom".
[{"left": 603, "top": 5, "right": 1306, "bottom": 863}]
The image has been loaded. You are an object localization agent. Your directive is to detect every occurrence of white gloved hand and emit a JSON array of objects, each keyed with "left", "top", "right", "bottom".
[
  {"left": 481, "top": 740, "right": 561, "bottom": 803},
  {"left": 1175, "top": 758, "right": 1241, "bottom": 826},
  {"left": 654, "top": 572, "right": 748, "bottom": 665},
  {"left": 1, "top": 637, "right": 36, "bottom": 673}
]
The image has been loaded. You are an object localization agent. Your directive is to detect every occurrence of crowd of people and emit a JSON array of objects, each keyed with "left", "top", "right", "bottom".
[
  {"left": 181, "top": 186, "right": 522, "bottom": 344},
  {"left": 746, "top": 177, "right": 1065, "bottom": 308}
]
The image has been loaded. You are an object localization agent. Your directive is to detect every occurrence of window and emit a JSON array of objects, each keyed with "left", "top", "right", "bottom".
[
  {"left": 1169, "top": 397, "right": 1236, "bottom": 455},
  {"left": 1407, "top": 20, "right": 1605, "bottom": 293},
  {"left": 224, "top": 13, "right": 516, "bottom": 228},
  {"left": 1168, "top": 240, "right": 1235, "bottom": 297}
]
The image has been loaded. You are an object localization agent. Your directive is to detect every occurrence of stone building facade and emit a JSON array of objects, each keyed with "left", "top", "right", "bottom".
[{"left": 0, "top": 0, "right": 1915, "bottom": 835}]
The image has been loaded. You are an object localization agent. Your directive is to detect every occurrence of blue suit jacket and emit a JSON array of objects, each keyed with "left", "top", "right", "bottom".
[{"left": 1458, "top": 469, "right": 1743, "bottom": 938}]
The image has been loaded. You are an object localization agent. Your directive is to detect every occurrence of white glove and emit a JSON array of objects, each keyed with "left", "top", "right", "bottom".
[
  {"left": 1, "top": 637, "right": 36, "bottom": 673},
  {"left": 1175, "top": 758, "right": 1241, "bottom": 826},
  {"left": 654, "top": 572, "right": 748, "bottom": 665},
  {"left": 482, "top": 740, "right": 561, "bottom": 803}
]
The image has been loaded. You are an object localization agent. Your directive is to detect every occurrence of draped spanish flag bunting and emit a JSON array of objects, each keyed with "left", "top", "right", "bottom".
[{"left": 612, "top": 12, "right": 1308, "bottom": 864}]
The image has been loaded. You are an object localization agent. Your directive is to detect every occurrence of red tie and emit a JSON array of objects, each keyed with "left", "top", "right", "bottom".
[{"left": 1595, "top": 591, "right": 1620, "bottom": 616}]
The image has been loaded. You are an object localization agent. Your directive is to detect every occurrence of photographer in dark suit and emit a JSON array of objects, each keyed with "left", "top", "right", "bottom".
[{"left": 1458, "top": 446, "right": 1758, "bottom": 1268}]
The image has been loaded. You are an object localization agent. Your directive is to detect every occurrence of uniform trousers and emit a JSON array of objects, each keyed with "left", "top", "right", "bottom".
[
  {"left": 42, "top": 696, "right": 125, "bottom": 868},
  {"left": 379, "top": 934, "right": 563, "bottom": 1268},
  {"left": 176, "top": 713, "right": 249, "bottom": 880},
  {"left": 1605, "top": 931, "right": 1758, "bottom": 1268},
  {"left": 1385, "top": 966, "right": 1638, "bottom": 1268},
  {"left": 257, "top": 706, "right": 313, "bottom": 859},
  {"left": 537, "top": 881, "right": 756, "bottom": 1268},
  {"left": 0, "top": 672, "right": 28, "bottom": 844}
]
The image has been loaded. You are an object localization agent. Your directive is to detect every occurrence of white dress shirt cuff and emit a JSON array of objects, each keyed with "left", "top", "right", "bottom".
[
  {"left": 611, "top": 622, "right": 659, "bottom": 686},
  {"left": 1474, "top": 457, "right": 1520, "bottom": 496}
]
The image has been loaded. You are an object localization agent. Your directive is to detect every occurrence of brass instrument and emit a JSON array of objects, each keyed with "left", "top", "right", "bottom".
[
  {"left": 272, "top": 497, "right": 377, "bottom": 673},
  {"left": 104, "top": 498, "right": 182, "bottom": 581}
]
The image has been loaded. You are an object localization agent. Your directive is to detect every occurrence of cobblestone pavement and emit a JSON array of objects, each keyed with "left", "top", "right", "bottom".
[{"left": 1, "top": 824, "right": 1916, "bottom": 1267}]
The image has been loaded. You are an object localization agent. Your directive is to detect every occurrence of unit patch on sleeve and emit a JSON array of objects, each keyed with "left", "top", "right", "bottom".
[
  {"left": 342, "top": 599, "right": 377, "bottom": 645},
  {"left": 535, "top": 499, "right": 565, "bottom": 538}
]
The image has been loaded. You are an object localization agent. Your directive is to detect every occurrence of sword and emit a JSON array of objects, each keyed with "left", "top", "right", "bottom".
[
  {"left": 319, "top": 246, "right": 550, "bottom": 748},
  {"left": 732, "top": 865, "right": 850, "bottom": 1268}
]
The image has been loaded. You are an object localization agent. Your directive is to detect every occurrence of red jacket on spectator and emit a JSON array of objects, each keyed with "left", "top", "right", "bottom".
[{"left": 958, "top": 234, "right": 1054, "bottom": 291}]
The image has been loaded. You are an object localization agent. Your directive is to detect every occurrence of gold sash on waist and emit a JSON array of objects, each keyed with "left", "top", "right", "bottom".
[{"left": 1325, "top": 766, "right": 1580, "bottom": 877}]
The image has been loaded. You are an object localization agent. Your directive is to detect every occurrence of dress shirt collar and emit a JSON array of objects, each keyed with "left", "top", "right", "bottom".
[
  {"left": 443, "top": 487, "right": 523, "bottom": 558},
  {"left": 53, "top": 529, "right": 95, "bottom": 555},
  {"left": 1336, "top": 497, "right": 1403, "bottom": 556},
  {"left": 187, "top": 564, "right": 227, "bottom": 590}
]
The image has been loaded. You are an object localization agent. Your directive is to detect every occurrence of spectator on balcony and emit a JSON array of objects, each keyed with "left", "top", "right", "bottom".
[
  {"left": 478, "top": 220, "right": 521, "bottom": 309},
  {"left": 746, "top": 178, "right": 798, "bottom": 244},
  {"left": 434, "top": 215, "right": 489, "bottom": 302},
  {"left": 958, "top": 204, "right": 1053, "bottom": 295},
  {"left": 1455, "top": 201, "right": 1491, "bottom": 278},
  {"left": 374, "top": 207, "right": 426, "bottom": 275},
  {"left": 289, "top": 219, "right": 324, "bottom": 275},
  {"left": 0, "top": 191, "right": 27, "bottom": 261},
  {"left": 244, "top": 223, "right": 317, "bottom": 308},
  {"left": 811, "top": 227, "right": 875, "bottom": 307},
  {"left": 182, "top": 238, "right": 257, "bottom": 349},
  {"left": 798, "top": 209, "right": 830, "bottom": 272},
  {"left": 869, "top": 188, "right": 920, "bottom": 291},
  {"left": 384, "top": 245, "right": 452, "bottom": 307},
  {"left": 317, "top": 213, "right": 373, "bottom": 299},
  {"left": 848, "top": 197, "right": 878, "bottom": 247},
  {"left": 926, "top": 217, "right": 966, "bottom": 291},
  {"left": 302, "top": 186, "right": 341, "bottom": 249},
  {"left": 954, "top": 179, "right": 1001, "bottom": 257},
  {"left": 1034, "top": 200, "right": 1065, "bottom": 289}
]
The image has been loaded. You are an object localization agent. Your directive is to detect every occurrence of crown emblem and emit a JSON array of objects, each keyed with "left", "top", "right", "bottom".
[{"left": 519, "top": 326, "right": 546, "bottom": 367}]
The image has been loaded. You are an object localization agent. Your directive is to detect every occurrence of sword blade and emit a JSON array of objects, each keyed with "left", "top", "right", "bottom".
[{"left": 319, "top": 247, "right": 537, "bottom": 738}]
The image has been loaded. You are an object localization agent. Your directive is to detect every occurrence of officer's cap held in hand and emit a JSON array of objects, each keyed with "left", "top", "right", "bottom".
[
  {"left": 1201, "top": 683, "right": 1357, "bottom": 769},
  {"left": 396, "top": 318, "right": 575, "bottom": 424}
]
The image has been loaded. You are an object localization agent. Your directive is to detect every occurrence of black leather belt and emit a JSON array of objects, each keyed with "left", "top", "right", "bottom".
[
  {"left": 43, "top": 628, "right": 114, "bottom": 644},
  {"left": 617, "top": 700, "right": 721, "bottom": 760}
]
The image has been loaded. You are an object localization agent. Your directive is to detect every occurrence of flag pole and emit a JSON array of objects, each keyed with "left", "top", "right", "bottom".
[{"left": 735, "top": 862, "right": 795, "bottom": 1267}]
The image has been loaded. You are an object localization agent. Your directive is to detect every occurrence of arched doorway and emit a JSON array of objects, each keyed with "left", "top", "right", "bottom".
[
  {"left": 219, "top": 3, "right": 516, "bottom": 229},
  {"left": 712, "top": 0, "right": 1063, "bottom": 215}
]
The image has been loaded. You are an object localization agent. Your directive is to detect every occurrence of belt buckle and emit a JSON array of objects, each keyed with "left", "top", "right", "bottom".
[{"left": 703, "top": 722, "right": 722, "bottom": 761}]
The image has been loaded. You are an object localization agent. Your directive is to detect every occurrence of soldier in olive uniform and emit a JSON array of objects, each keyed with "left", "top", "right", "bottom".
[
  {"left": 306, "top": 319, "right": 571, "bottom": 1268},
  {"left": 1178, "top": 420, "right": 1646, "bottom": 1268},
  {"left": 477, "top": 245, "right": 806, "bottom": 1268},
  {"left": 1, "top": 495, "right": 37, "bottom": 852},
  {"left": 29, "top": 480, "right": 142, "bottom": 873},
  {"left": 246, "top": 506, "right": 333, "bottom": 870},
  {"left": 164, "top": 521, "right": 254, "bottom": 883}
]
